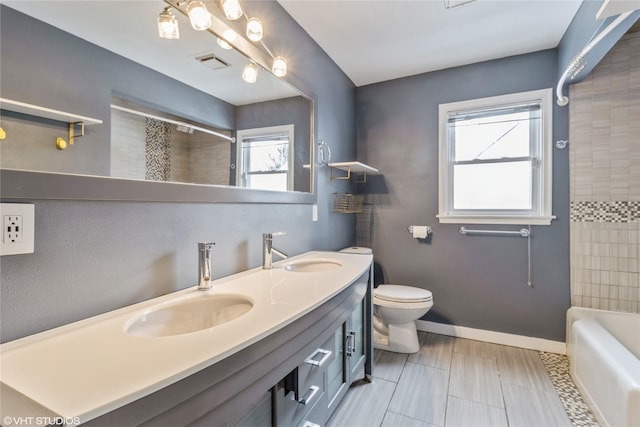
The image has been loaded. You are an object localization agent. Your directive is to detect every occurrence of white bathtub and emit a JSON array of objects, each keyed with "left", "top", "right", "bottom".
[{"left": 567, "top": 307, "right": 640, "bottom": 427}]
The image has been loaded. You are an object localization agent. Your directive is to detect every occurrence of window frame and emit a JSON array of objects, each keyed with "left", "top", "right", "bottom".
[
  {"left": 437, "top": 89, "right": 555, "bottom": 225},
  {"left": 236, "top": 124, "right": 294, "bottom": 192}
]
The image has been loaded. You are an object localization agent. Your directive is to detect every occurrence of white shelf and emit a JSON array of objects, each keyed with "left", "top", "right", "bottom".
[
  {"left": 328, "top": 161, "right": 379, "bottom": 174},
  {"left": 597, "top": 0, "right": 640, "bottom": 19},
  {"left": 328, "top": 161, "right": 379, "bottom": 183},
  {"left": 0, "top": 98, "right": 102, "bottom": 125}
]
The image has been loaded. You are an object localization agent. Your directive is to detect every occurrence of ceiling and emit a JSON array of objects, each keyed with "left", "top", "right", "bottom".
[
  {"left": 278, "top": 0, "right": 585, "bottom": 87},
  {"left": 5, "top": 0, "right": 586, "bottom": 95}
]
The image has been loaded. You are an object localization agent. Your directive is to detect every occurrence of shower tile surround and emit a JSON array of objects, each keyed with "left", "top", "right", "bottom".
[
  {"left": 110, "top": 108, "right": 232, "bottom": 185},
  {"left": 569, "top": 32, "right": 640, "bottom": 313}
]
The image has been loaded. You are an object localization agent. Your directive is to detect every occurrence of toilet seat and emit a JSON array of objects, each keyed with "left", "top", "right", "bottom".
[{"left": 374, "top": 285, "right": 432, "bottom": 303}]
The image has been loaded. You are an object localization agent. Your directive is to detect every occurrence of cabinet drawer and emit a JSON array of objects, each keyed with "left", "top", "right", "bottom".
[
  {"left": 277, "top": 386, "right": 323, "bottom": 427},
  {"left": 298, "top": 337, "right": 335, "bottom": 393},
  {"left": 297, "top": 392, "right": 327, "bottom": 427}
]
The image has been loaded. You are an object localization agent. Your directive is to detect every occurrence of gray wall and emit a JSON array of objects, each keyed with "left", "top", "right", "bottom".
[
  {"left": 0, "top": 4, "right": 355, "bottom": 343},
  {"left": 355, "top": 50, "right": 572, "bottom": 342}
]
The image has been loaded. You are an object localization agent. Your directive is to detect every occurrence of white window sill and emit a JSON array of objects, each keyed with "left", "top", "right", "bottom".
[{"left": 437, "top": 215, "right": 555, "bottom": 225}]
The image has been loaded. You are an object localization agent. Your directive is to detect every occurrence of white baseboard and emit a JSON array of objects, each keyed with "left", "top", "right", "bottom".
[{"left": 416, "top": 320, "right": 567, "bottom": 355}]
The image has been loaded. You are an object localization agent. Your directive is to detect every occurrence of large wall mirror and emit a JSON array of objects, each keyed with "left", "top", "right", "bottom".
[{"left": 0, "top": 1, "right": 315, "bottom": 203}]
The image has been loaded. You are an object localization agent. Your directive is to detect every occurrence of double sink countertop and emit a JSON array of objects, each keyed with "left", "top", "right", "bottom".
[{"left": 0, "top": 251, "right": 372, "bottom": 424}]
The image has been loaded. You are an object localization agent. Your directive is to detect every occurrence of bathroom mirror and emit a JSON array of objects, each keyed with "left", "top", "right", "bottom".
[{"left": 0, "top": 1, "right": 314, "bottom": 203}]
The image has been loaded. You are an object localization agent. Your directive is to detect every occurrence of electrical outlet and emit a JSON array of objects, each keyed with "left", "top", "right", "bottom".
[
  {"left": 4, "top": 215, "right": 23, "bottom": 243},
  {"left": 0, "top": 203, "right": 34, "bottom": 256}
]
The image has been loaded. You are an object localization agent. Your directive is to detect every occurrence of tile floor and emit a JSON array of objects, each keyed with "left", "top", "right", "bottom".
[{"left": 327, "top": 332, "right": 597, "bottom": 427}]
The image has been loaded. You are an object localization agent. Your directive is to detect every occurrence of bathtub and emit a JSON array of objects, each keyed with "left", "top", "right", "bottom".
[{"left": 567, "top": 307, "right": 640, "bottom": 427}]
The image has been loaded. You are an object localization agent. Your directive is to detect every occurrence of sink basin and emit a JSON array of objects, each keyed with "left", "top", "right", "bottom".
[
  {"left": 283, "top": 258, "right": 343, "bottom": 273},
  {"left": 125, "top": 293, "right": 253, "bottom": 337}
]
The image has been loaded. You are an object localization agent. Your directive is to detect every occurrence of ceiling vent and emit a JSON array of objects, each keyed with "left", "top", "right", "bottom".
[{"left": 195, "top": 53, "right": 230, "bottom": 70}]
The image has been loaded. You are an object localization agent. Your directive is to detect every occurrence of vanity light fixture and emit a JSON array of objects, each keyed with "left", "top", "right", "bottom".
[
  {"left": 246, "top": 17, "right": 263, "bottom": 42},
  {"left": 186, "top": 1, "right": 212, "bottom": 30},
  {"left": 221, "top": 0, "right": 243, "bottom": 21},
  {"left": 272, "top": 56, "right": 287, "bottom": 77},
  {"left": 160, "top": 0, "right": 289, "bottom": 82},
  {"left": 157, "top": 7, "right": 180, "bottom": 39},
  {"left": 242, "top": 63, "right": 258, "bottom": 83}
]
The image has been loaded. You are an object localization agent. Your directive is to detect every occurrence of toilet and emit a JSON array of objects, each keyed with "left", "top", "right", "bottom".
[
  {"left": 339, "top": 247, "right": 434, "bottom": 354},
  {"left": 373, "top": 284, "right": 433, "bottom": 353}
]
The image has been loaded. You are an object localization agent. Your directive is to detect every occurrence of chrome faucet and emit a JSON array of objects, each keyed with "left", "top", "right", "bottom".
[
  {"left": 198, "top": 242, "right": 215, "bottom": 290},
  {"left": 263, "top": 232, "right": 288, "bottom": 269}
]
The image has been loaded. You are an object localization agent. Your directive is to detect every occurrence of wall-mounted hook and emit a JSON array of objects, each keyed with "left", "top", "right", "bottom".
[
  {"left": 56, "top": 137, "right": 67, "bottom": 150},
  {"left": 555, "top": 140, "right": 568, "bottom": 150},
  {"left": 316, "top": 139, "right": 331, "bottom": 166}
]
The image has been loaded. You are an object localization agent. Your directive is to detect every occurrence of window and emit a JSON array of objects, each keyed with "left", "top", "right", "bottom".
[
  {"left": 438, "top": 89, "right": 554, "bottom": 225},
  {"left": 236, "top": 125, "right": 294, "bottom": 192}
]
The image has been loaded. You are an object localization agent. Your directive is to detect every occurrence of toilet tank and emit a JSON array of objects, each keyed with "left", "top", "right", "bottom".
[{"left": 339, "top": 247, "right": 372, "bottom": 255}]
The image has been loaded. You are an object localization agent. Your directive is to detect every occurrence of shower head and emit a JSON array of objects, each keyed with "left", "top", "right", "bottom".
[{"left": 568, "top": 56, "right": 587, "bottom": 80}]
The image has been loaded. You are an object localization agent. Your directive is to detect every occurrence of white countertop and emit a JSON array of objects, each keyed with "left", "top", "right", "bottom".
[{"left": 0, "top": 251, "right": 372, "bottom": 423}]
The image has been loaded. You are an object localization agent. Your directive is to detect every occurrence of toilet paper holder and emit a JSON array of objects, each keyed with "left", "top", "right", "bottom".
[{"left": 407, "top": 225, "right": 432, "bottom": 236}]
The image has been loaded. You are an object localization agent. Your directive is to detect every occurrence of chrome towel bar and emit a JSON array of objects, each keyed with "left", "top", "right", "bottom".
[{"left": 459, "top": 226, "right": 530, "bottom": 238}]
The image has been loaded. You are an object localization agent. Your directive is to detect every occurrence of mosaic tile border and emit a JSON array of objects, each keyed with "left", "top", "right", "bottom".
[
  {"left": 538, "top": 352, "right": 600, "bottom": 427},
  {"left": 571, "top": 201, "right": 640, "bottom": 223}
]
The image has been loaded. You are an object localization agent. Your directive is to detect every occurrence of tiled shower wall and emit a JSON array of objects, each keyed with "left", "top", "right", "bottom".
[
  {"left": 569, "top": 31, "right": 640, "bottom": 313},
  {"left": 110, "top": 108, "right": 231, "bottom": 185}
]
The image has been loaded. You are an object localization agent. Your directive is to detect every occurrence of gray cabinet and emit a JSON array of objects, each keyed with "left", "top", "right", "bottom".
[
  {"left": 234, "top": 392, "right": 272, "bottom": 427},
  {"left": 275, "top": 276, "right": 371, "bottom": 426},
  {"left": 347, "top": 296, "right": 367, "bottom": 381},
  {"left": 326, "top": 296, "right": 369, "bottom": 420},
  {"left": 275, "top": 334, "right": 334, "bottom": 426}
]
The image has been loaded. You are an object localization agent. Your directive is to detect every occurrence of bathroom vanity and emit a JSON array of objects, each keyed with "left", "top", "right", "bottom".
[{"left": 0, "top": 251, "right": 373, "bottom": 426}]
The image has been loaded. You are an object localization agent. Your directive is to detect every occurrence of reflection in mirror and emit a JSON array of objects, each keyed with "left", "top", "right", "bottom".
[
  {"left": 0, "top": 0, "right": 314, "bottom": 196},
  {"left": 237, "top": 125, "right": 294, "bottom": 191},
  {"left": 110, "top": 101, "right": 234, "bottom": 186}
]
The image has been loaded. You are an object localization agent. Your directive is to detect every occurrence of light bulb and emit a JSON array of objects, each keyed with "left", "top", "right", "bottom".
[
  {"left": 242, "top": 63, "right": 258, "bottom": 83},
  {"left": 186, "top": 1, "right": 212, "bottom": 31},
  {"left": 246, "top": 17, "right": 263, "bottom": 42},
  {"left": 221, "top": 0, "right": 243, "bottom": 20},
  {"left": 224, "top": 29, "right": 237, "bottom": 42},
  {"left": 217, "top": 38, "right": 232, "bottom": 49},
  {"left": 272, "top": 56, "right": 287, "bottom": 77},
  {"left": 158, "top": 8, "right": 180, "bottom": 39},
  {"left": 217, "top": 29, "right": 237, "bottom": 49}
]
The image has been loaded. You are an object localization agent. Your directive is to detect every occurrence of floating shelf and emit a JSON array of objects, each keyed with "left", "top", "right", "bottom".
[
  {"left": 328, "top": 161, "right": 379, "bottom": 183},
  {"left": 0, "top": 98, "right": 102, "bottom": 149},
  {"left": 0, "top": 98, "right": 102, "bottom": 125}
]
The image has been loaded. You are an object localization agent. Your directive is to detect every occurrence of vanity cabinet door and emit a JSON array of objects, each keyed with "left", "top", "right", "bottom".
[
  {"left": 325, "top": 322, "right": 348, "bottom": 419},
  {"left": 234, "top": 391, "right": 272, "bottom": 427},
  {"left": 347, "top": 297, "right": 366, "bottom": 382}
]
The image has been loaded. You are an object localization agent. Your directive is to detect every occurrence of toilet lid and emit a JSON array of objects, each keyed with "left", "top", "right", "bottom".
[{"left": 374, "top": 285, "right": 432, "bottom": 303}]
